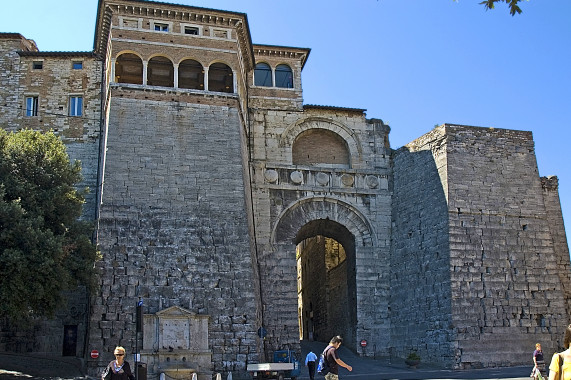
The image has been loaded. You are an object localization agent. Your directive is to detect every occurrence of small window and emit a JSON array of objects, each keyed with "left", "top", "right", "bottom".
[
  {"left": 69, "top": 96, "right": 83, "bottom": 116},
  {"left": 25, "top": 96, "right": 38, "bottom": 116},
  {"left": 72, "top": 61, "right": 83, "bottom": 70},
  {"left": 122, "top": 18, "right": 139, "bottom": 28},
  {"left": 254, "top": 63, "right": 272, "bottom": 87},
  {"left": 154, "top": 23, "right": 168, "bottom": 32},
  {"left": 184, "top": 26, "right": 199, "bottom": 35},
  {"left": 212, "top": 28, "right": 228, "bottom": 39},
  {"left": 275, "top": 64, "right": 293, "bottom": 88},
  {"left": 32, "top": 61, "right": 43, "bottom": 70}
]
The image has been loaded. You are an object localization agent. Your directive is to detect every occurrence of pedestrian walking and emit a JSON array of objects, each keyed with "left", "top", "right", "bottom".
[
  {"left": 102, "top": 346, "right": 135, "bottom": 380},
  {"left": 305, "top": 350, "right": 317, "bottom": 380},
  {"left": 532, "top": 343, "right": 547, "bottom": 380},
  {"left": 323, "top": 335, "right": 352, "bottom": 380},
  {"left": 549, "top": 324, "right": 571, "bottom": 380}
]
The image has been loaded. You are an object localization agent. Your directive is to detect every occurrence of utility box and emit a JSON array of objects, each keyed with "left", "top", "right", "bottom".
[{"left": 137, "top": 363, "right": 147, "bottom": 380}]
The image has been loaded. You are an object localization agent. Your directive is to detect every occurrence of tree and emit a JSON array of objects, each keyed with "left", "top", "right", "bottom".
[
  {"left": 0, "top": 129, "right": 99, "bottom": 324},
  {"left": 479, "top": 0, "right": 527, "bottom": 15}
]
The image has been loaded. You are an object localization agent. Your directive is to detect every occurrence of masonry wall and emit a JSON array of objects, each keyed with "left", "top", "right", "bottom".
[
  {"left": 391, "top": 126, "right": 455, "bottom": 366},
  {"left": 87, "top": 89, "right": 258, "bottom": 377},
  {"left": 541, "top": 176, "right": 571, "bottom": 319},
  {"left": 445, "top": 125, "right": 569, "bottom": 368}
]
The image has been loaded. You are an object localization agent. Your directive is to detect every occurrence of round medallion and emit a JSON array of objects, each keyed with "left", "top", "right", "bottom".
[
  {"left": 365, "top": 175, "right": 379, "bottom": 189},
  {"left": 340, "top": 174, "right": 354, "bottom": 187},
  {"left": 290, "top": 170, "right": 303, "bottom": 184},
  {"left": 264, "top": 169, "right": 278, "bottom": 183},
  {"left": 316, "top": 172, "right": 329, "bottom": 186}
]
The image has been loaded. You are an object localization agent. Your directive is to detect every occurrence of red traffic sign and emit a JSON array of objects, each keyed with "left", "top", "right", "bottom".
[
  {"left": 90, "top": 350, "right": 99, "bottom": 359},
  {"left": 360, "top": 340, "right": 367, "bottom": 347}
]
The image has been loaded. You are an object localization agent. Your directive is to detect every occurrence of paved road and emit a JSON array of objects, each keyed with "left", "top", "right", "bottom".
[{"left": 0, "top": 344, "right": 535, "bottom": 380}]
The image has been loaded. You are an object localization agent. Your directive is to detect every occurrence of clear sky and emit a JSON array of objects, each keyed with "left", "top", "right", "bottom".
[{"left": 2, "top": 0, "right": 570, "bottom": 245}]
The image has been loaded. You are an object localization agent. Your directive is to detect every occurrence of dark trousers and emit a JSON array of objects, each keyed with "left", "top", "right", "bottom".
[{"left": 308, "top": 361, "right": 316, "bottom": 380}]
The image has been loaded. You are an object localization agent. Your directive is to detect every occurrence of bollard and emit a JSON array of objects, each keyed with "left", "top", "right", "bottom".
[
  {"left": 215, "top": 373, "right": 221, "bottom": 380},
  {"left": 159, "top": 374, "right": 165, "bottom": 380},
  {"left": 191, "top": 374, "right": 197, "bottom": 380},
  {"left": 227, "top": 372, "right": 232, "bottom": 380}
]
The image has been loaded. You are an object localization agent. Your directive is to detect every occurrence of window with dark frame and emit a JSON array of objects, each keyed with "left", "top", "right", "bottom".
[
  {"left": 275, "top": 64, "right": 293, "bottom": 88},
  {"left": 25, "top": 96, "right": 38, "bottom": 116},
  {"left": 254, "top": 63, "right": 272, "bottom": 87},
  {"left": 184, "top": 26, "right": 199, "bottom": 35},
  {"left": 69, "top": 96, "right": 83, "bottom": 116},
  {"left": 72, "top": 61, "right": 83, "bottom": 70},
  {"left": 32, "top": 61, "right": 43, "bottom": 70},
  {"left": 154, "top": 23, "right": 168, "bottom": 32}
]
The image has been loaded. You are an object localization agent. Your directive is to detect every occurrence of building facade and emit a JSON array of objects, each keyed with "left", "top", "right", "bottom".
[{"left": 0, "top": 0, "right": 570, "bottom": 379}]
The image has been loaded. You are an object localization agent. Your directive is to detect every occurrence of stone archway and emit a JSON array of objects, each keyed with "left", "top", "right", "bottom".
[
  {"left": 268, "top": 197, "right": 375, "bottom": 350},
  {"left": 296, "top": 219, "right": 356, "bottom": 345},
  {"left": 272, "top": 196, "right": 375, "bottom": 247}
]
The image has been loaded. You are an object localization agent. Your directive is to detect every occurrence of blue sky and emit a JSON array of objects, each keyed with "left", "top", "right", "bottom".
[{"left": 2, "top": 0, "right": 570, "bottom": 245}]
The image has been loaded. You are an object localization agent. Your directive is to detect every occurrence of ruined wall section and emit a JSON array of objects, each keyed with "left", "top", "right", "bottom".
[
  {"left": 445, "top": 125, "right": 568, "bottom": 368},
  {"left": 541, "top": 176, "right": 571, "bottom": 320},
  {"left": 391, "top": 126, "right": 454, "bottom": 366},
  {"left": 89, "top": 90, "right": 258, "bottom": 376}
]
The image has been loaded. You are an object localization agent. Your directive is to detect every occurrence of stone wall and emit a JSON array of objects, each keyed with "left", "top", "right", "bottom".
[
  {"left": 541, "top": 176, "right": 571, "bottom": 319},
  {"left": 391, "top": 125, "right": 455, "bottom": 366},
  {"left": 87, "top": 89, "right": 258, "bottom": 378},
  {"left": 391, "top": 124, "right": 571, "bottom": 369},
  {"left": 445, "top": 125, "right": 569, "bottom": 368}
]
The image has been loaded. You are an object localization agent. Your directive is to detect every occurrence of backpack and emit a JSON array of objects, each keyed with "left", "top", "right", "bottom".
[{"left": 317, "top": 346, "right": 333, "bottom": 376}]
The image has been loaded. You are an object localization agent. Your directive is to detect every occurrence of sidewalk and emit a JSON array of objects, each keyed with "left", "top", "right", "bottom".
[
  {"left": 0, "top": 352, "right": 86, "bottom": 380},
  {"left": 0, "top": 348, "right": 533, "bottom": 380}
]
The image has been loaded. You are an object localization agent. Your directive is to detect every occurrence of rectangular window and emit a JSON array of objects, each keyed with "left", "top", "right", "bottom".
[
  {"left": 122, "top": 18, "right": 139, "bottom": 28},
  {"left": 25, "top": 96, "right": 38, "bottom": 116},
  {"left": 184, "top": 26, "right": 199, "bottom": 35},
  {"left": 72, "top": 61, "right": 83, "bottom": 69},
  {"left": 212, "top": 29, "right": 229, "bottom": 39},
  {"left": 32, "top": 61, "right": 43, "bottom": 70},
  {"left": 154, "top": 23, "right": 168, "bottom": 32},
  {"left": 69, "top": 96, "right": 83, "bottom": 116}
]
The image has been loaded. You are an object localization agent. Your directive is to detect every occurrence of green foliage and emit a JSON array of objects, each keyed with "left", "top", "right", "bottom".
[
  {"left": 479, "top": 0, "right": 526, "bottom": 15},
  {"left": 407, "top": 351, "right": 421, "bottom": 361},
  {"left": 0, "top": 129, "right": 99, "bottom": 324},
  {"left": 453, "top": 0, "right": 527, "bottom": 16}
]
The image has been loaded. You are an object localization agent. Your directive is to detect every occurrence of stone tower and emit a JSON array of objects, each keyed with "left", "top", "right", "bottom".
[{"left": 0, "top": 0, "right": 569, "bottom": 378}]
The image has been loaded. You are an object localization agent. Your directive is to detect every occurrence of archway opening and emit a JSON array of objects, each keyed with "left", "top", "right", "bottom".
[
  {"left": 295, "top": 219, "right": 356, "bottom": 346},
  {"left": 147, "top": 56, "right": 174, "bottom": 87},
  {"left": 115, "top": 53, "right": 143, "bottom": 84}
]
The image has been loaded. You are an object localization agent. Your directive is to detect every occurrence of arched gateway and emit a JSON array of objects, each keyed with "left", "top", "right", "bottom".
[{"left": 258, "top": 197, "right": 381, "bottom": 355}]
